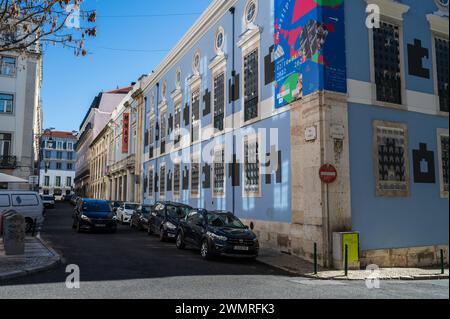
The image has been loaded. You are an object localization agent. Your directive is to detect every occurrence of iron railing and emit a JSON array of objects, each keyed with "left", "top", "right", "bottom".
[{"left": 0, "top": 155, "right": 17, "bottom": 169}]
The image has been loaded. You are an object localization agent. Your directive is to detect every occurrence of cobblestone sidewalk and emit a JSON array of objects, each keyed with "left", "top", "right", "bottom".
[
  {"left": 257, "top": 248, "right": 449, "bottom": 281},
  {"left": 0, "top": 236, "right": 61, "bottom": 282}
]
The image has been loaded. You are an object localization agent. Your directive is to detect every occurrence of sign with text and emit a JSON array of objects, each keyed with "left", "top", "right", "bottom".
[
  {"left": 274, "top": 0, "right": 347, "bottom": 108},
  {"left": 122, "top": 113, "right": 130, "bottom": 154}
]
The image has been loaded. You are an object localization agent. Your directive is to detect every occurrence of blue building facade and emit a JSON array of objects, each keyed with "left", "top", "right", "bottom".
[{"left": 140, "top": 0, "right": 448, "bottom": 267}]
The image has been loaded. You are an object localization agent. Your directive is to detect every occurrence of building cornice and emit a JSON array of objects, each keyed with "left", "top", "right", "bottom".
[
  {"left": 365, "top": 0, "right": 410, "bottom": 22},
  {"left": 426, "top": 13, "right": 449, "bottom": 37}
]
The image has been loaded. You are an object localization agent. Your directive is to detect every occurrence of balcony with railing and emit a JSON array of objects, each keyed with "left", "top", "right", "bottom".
[{"left": 0, "top": 155, "right": 17, "bottom": 169}]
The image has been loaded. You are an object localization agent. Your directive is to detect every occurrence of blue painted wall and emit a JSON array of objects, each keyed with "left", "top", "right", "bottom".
[{"left": 348, "top": 103, "right": 449, "bottom": 250}]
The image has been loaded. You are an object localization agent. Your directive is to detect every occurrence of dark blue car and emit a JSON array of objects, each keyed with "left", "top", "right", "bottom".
[
  {"left": 72, "top": 199, "right": 117, "bottom": 233},
  {"left": 148, "top": 201, "right": 192, "bottom": 241}
]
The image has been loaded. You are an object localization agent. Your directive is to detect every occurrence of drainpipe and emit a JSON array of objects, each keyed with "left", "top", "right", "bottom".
[{"left": 229, "top": 6, "right": 236, "bottom": 215}]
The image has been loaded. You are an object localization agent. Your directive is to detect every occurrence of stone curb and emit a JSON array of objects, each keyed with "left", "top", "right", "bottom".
[
  {"left": 258, "top": 260, "right": 449, "bottom": 281},
  {"left": 0, "top": 237, "right": 62, "bottom": 283}
]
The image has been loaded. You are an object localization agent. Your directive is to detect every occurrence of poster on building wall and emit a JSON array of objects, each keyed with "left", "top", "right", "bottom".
[
  {"left": 122, "top": 113, "right": 130, "bottom": 154},
  {"left": 274, "top": 0, "right": 347, "bottom": 108}
]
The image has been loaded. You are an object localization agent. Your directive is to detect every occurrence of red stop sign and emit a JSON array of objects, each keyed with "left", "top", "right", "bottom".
[{"left": 319, "top": 164, "right": 337, "bottom": 184}]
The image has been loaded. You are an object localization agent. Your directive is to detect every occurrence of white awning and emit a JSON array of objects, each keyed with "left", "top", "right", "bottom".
[{"left": 0, "top": 173, "right": 28, "bottom": 183}]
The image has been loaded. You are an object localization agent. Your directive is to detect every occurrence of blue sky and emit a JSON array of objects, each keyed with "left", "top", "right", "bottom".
[{"left": 42, "top": 0, "right": 212, "bottom": 132}]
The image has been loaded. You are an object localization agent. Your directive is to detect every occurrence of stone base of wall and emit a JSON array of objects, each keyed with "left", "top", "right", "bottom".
[
  {"left": 361, "top": 245, "right": 449, "bottom": 268},
  {"left": 241, "top": 219, "right": 325, "bottom": 265}
]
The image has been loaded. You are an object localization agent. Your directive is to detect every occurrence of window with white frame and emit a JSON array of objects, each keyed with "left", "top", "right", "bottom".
[
  {"left": 55, "top": 176, "right": 61, "bottom": 187},
  {"left": 44, "top": 176, "right": 50, "bottom": 187},
  {"left": 213, "top": 72, "right": 225, "bottom": 132},
  {"left": 174, "top": 103, "right": 182, "bottom": 147},
  {"left": 0, "top": 56, "right": 16, "bottom": 76},
  {"left": 373, "top": 21, "right": 402, "bottom": 105},
  {"left": 213, "top": 145, "right": 225, "bottom": 197},
  {"left": 160, "top": 110, "right": 167, "bottom": 154},
  {"left": 149, "top": 117, "right": 155, "bottom": 158},
  {"left": 0, "top": 133, "right": 12, "bottom": 156},
  {"left": 244, "top": 0, "right": 258, "bottom": 26},
  {"left": 0, "top": 93, "right": 13, "bottom": 114},
  {"left": 148, "top": 167, "right": 154, "bottom": 198},
  {"left": 374, "top": 121, "right": 410, "bottom": 197},
  {"left": 173, "top": 163, "right": 181, "bottom": 198},
  {"left": 243, "top": 134, "right": 260, "bottom": 196},
  {"left": 160, "top": 164, "right": 166, "bottom": 198},
  {"left": 438, "top": 129, "right": 449, "bottom": 198},
  {"left": 191, "top": 89, "right": 200, "bottom": 143},
  {"left": 244, "top": 49, "right": 259, "bottom": 122},
  {"left": 435, "top": 37, "right": 449, "bottom": 113},
  {"left": 66, "top": 177, "right": 72, "bottom": 187},
  {"left": 190, "top": 155, "right": 200, "bottom": 198}
]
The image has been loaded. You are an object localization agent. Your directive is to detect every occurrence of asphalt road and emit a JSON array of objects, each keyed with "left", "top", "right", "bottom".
[{"left": 0, "top": 203, "right": 448, "bottom": 299}]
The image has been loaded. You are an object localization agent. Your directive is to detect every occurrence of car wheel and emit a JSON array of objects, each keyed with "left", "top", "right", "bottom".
[
  {"left": 147, "top": 224, "right": 153, "bottom": 236},
  {"left": 121, "top": 216, "right": 124, "bottom": 225},
  {"left": 76, "top": 221, "right": 82, "bottom": 233},
  {"left": 201, "top": 240, "right": 212, "bottom": 260},
  {"left": 176, "top": 232, "right": 185, "bottom": 249},
  {"left": 159, "top": 227, "right": 166, "bottom": 242}
]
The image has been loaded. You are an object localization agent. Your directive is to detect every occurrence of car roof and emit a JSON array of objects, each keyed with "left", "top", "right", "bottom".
[
  {"left": 82, "top": 199, "right": 109, "bottom": 203},
  {"left": 157, "top": 201, "right": 192, "bottom": 208}
]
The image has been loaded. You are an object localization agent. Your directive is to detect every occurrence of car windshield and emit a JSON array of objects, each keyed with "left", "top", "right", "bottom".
[
  {"left": 141, "top": 206, "right": 152, "bottom": 215},
  {"left": 42, "top": 196, "right": 54, "bottom": 200},
  {"left": 167, "top": 206, "right": 190, "bottom": 219},
  {"left": 207, "top": 213, "right": 246, "bottom": 229},
  {"left": 125, "top": 204, "right": 138, "bottom": 210},
  {"left": 83, "top": 202, "right": 112, "bottom": 213}
]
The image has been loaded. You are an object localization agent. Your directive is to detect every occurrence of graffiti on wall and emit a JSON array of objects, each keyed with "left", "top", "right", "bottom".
[{"left": 274, "top": 0, "right": 347, "bottom": 108}]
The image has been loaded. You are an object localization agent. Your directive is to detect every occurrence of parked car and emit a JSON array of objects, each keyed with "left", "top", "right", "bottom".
[
  {"left": 116, "top": 202, "right": 139, "bottom": 224},
  {"left": 0, "top": 191, "right": 45, "bottom": 232},
  {"left": 70, "top": 195, "right": 79, "bottom": 206},
  {"left": 40, "top": 195, "right": 55, "bottom": 209},
  {"left": 72, "top": 199, "right": 117, "bottom": 233},
  {"left": 176, "top": 210, "right": 259, "bottom": 260},
  {"left": 108, "top": 201, "right": 123, "bottom": 213},
  {"left": 130, "top": 204, "right": 154, "bottom": 231},
  {"left": 148, "top": 201, "right": 192, "bottom": 241},
  {"left": 62, "top": 194, "right": 74, "bottom": 202}
]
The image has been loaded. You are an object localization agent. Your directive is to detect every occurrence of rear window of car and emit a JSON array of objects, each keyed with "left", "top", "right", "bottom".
[
  {"left": 83, "top": 202, "right": 112, "bottom": 213},
  {"left": 0, "top": 194, "right": 10, "bottom": 207},
  {"left": 12, "top": 194, "right": 39, "bottom": 207},
  {"left": 42, "top": 196, "right": 54, "bottom": 201},
  {"left": 125, "top": 204, "right": 138, "bottom": 210}
]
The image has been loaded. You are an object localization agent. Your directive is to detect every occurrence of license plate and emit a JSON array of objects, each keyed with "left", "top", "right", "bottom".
[
  {"left": 95, "top": 224, "right": 106, "bottom": 228},
  {"left": 234, "top": 246, "right": 249, "bottom": 251},
  {"left": 168, "top": 233, "right": 175, "bottom": 238}
]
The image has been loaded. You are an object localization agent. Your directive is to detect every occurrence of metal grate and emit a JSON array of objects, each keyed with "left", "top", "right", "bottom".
[
  {"left": 244, "top": 49, "right": 259, "bottom": 122},
  {"left": 160, "top": 166, "right": 166, "bottom": 197},
  {"left": 160, "top": 112, "right": 167, "bottom": 154},
  {"left": 213, "top": 148, "right": 225, "bottom": 196},
  {"left": 441, "top": 135, "right": 449, "bottom": 193},
  {"left": 191, "top": 161, "right": 200, "bottom": 197},
  {"left": 173, "top": 164, "right": 181, "bottom": 197},
  {"left": 191, "top": 90, "right": 200, "bottom": 143},
  {"left": 214, "top": 73, "right": 225, "bottom": 132},
  {"left": 244, "top": 137, "right": 260, "bottom": 194},
  {"left": 174, "top": 104, "right": 181, "bottom": 146},
  {"left": 373, "top": 22, "right": 402, "bottom": 104},
  {"left": 435, "top": 38, "right": 449, "bottom": 113},
  {"left": 148, "top": 168, "right": 154, "bottom": 196}
]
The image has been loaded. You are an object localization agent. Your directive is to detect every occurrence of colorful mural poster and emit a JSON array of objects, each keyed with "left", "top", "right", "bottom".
[{"left": 274, "top": 0, "right": 347, "bottom": 108}]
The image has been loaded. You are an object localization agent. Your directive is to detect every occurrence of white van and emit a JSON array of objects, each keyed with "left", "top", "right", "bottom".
[{"left": 0, "top": 191, "right": 45, "bottom": 232}]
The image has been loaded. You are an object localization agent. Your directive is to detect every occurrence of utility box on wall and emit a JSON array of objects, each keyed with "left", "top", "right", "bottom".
[{"left": 333, "top": 232, "right": 360, "bottom": 270}]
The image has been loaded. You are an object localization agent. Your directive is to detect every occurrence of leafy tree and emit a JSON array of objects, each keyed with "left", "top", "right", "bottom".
[{"left": 0, "top": 0, "right": 96, "bottom": 56}]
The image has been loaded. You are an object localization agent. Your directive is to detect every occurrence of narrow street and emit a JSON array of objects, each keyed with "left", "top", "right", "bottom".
[{"left": 0, "top": 203, "right": 448, "bottom": 299}]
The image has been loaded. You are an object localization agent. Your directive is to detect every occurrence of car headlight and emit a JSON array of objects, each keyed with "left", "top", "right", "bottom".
[
  {"left": 81, "top": 215, "right": 90, "bottom": 221},
  {"left": 166, "top": 222, "right": 177, "bottom": 230},
  {"left": 207, "top": 231, "right": 228, "bottom": 242}
]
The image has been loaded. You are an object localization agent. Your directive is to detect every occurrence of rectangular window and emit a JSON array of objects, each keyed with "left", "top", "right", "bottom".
[
  {"left": 67, "top": 163, "right": 73, "bottom": 170},
  {"left": 160, "top": 111, "right": 167, "bottom": 155},
  {"left": 174, "top": 103, "right": 182, "bottom": 147},
  {"left": 173, "top": 163, "right": 181, "bottom": 198},
  {"left": 435, "top": 38, "right": 449, "bottom": 113},
  {"left": 149, "top": 118, "right": 155, "bottom": 158},
  {"left": 244, "top": 49, "right": 259, "bottom": 122},
  {"left": 438, "top": 130, "right": 449, "bottom": 198},
  {"left": 67, "top": 143, "right": 73, "bottom": 151},
  {"left": 0, "top": 133, "right": 12, "bottom": 156},
  {"left": 0, "top": 56, "right": 16, "bottom": 76},
  {"left": 214, "top": 73, "right": 225, "bottom": 132},
  {"left": 373, "top": 22, "right": 402, "bottom": 104},
  {"left": 374, "top": 121, "right": 410, "bottom": 197},
  {"left": 0, "top": 94, "right": 13, "bottom": 114},
  {"left": 57, "top": 141, "right": 63, "bottom": 149},
  {"left": 12, "top": 194, "right": 38, "bottom": 207},
  {"left": 148, "top": 167, "right": 154, "bottom": 198},
  {"left": 56, "top": 162, "right": 62, "bottom": 170},
  {"left": 44, "top": 176, "right": 50, "bottom": 187},
  {"left": 67, "top": 152, "right": 73, "bottom": 160},
  {"left": 0, "top": 194, "right": 10, "bottom": 207},
  {"left": 191, "top": 155, "right": 200, "bottom": 198},
  {"left": 45, "top": 151, "right": 51, "bottom": 159},
  {"left": 191, "top": 89, "right": 200, "bottom": 143},
  {"left": 66, "top": 177, "right": 72, "bottom": 187},
  {"left": 160, "top": 165, "right": 166, "bottom": 198},
  {"left": 244, "top": 135, "right": 260, "bottom": 196},
  {"left": 213, "top": 146, "right": 225, "bottom": 197},
  {"left": 56, "top": 151, "right": 63, "bottom": 160},
  {"left": 55, "top": 176, "right": 61, "bottom": 187}
]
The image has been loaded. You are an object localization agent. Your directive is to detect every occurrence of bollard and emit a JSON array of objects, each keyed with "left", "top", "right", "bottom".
[
  {"left": 344, "top": 244, "right": 349, "bottom": 277},
  {"left": 314, "top": 243, "right": 318, "bottom": 275},
  {"left": 31, "top": 218, "right": 37, "bottom": 237},
  {"left": 441, "top": 249, "right": 445, "bottom": 275}
]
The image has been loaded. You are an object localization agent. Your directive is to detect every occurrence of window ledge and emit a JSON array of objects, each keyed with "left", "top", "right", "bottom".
[
  {"left": 427, "top": 14, "right": 449, "bottom": 36},
  {"left": 366, "top": 0, "right": 410, "bottom": 22}
]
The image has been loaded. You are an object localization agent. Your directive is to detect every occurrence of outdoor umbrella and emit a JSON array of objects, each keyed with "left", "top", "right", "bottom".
[{"left": 0, "top": 173, "right": 28, "bottom": 183}]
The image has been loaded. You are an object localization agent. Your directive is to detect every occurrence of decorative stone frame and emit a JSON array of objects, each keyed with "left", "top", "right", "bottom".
[
  {"left": 148, "top": 113, "right": 156, "bottom": 160},
  {"left": 366, "top": 0, "right": 409, "bottom": 110},
  {"left": 214, "top": 27, "right": 225, "bottom": 55},
  {"left": 158, "top": 100, "right": 168, "bottom": 156},
  {"left": 244, "top": 0, "right": 258, "bottom": 27},
  {"left": 437, "top": 128, "right": 449, "bottom": 198},
  {"left": 190, "top": 152, "right": 201, "bottom": 199},
  {"left": 241, "top": 131, "right": 262, "bottom": 198},
  {"left": 209, "top": 49, "right": 227, "bottom": 137},
  {"left": 147, "top": 165, "right": 155, "bottom": 200},
  {"left": 171, "top": 88, "right": 183, "bottom": 152},
  {"left": 159, "top": 162, "right": 166, "bottom": 200},
  {"left": 188, "top": 73, "right": 202, "bottom": 146},
  {"left": 172, "top": 157, "right": 182, "bottom": 200},
  {"left": 373, "top": 120, "right": 410, "bottom": 197},
  {"left": 0, "top": 91, "right": 15, "bottom": 116}
]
